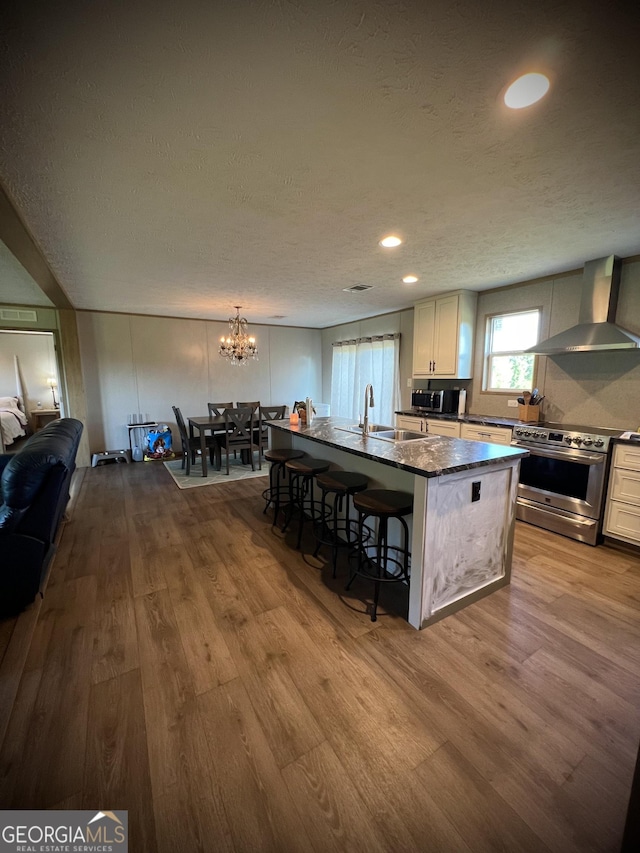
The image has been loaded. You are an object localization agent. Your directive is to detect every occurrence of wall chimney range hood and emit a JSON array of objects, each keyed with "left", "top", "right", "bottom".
[{"left": 526, "top": 255, "right": 640, "bottom": 354}]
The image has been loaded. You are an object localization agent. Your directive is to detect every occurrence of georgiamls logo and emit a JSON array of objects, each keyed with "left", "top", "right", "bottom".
[{"left": 88, "top": 811, "right": 123, "bottom": 826}]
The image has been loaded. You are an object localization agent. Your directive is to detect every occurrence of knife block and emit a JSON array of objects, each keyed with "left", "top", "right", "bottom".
[{"left": 518, "top": 404, "right": 540, "bottom": 423}]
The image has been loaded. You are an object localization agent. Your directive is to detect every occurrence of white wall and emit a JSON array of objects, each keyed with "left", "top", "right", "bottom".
[
  {"left": 0, "top": 330, "right": 58, "bottom": 418},
  {"left": 77, "top": 312, "right": 322, "bottom": 453}
]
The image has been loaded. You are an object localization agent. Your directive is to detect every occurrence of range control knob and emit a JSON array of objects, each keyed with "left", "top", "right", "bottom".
[
  {"left": 572, "top": 436, "right": 583, "bottom": 445},
  {"left": 564, "top": 436, "right": 573, "bottom": 444},
  {"left": 594, "top": 439, "right": 604, "bottom": 448},
  {"left": 582, "top": 438, "right": 593, "bottom": 446},
  {"left": 524, "top": 430, "right": 531, "bottom": 436}
]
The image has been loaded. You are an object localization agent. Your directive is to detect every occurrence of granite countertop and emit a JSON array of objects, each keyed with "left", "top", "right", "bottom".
[
  {"left": 268, "top": 417, "right": 527, "bottom": 479},
  {"left": 396, "top": 410, "right": 522, "bottom": 429}
]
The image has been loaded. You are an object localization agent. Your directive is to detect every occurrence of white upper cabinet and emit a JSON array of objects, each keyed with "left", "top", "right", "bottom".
[{"left": 412, "top": 290, "right": 477, "bottom": 379}]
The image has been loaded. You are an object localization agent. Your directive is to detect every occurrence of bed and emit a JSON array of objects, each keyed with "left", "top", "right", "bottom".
[
  {"left": 0, "top": 397, "right": 29, "bottom": 453},
  {"left": 0, "top": 396, "right": 29, "bottom": 453},
  {"left": 1, "top": 355, "right": 30, "bottom": 453}
]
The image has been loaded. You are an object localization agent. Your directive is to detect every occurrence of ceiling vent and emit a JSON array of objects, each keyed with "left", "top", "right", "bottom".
[
  {"left": 0, "top": 308, "right": 38, "bottom": 322},
  {"left": 343, "top": 284, "right": 373, "bottom": 293}
]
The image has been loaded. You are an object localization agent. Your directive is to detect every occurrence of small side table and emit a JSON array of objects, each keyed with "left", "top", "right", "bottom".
[
  {"left": 127, "top": 422, "right": 158, "bottom": 460},
  {"left": 32, "top": 408, "right": 60, "bottom": 431}
]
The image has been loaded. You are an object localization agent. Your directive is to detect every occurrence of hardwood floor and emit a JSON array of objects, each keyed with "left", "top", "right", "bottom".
[{"left": 1, "top": 461, "right": 639, "bottom": 852}]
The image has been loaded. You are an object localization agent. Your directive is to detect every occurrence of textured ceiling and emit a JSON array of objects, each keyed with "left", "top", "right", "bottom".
[{"left": 1, "top": 0, "right": 639, "bottom": 328}]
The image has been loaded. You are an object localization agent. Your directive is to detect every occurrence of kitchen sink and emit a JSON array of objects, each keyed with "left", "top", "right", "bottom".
[
  {"left": 368, "top": 429, "right": 426, "bottom": 443},
  {"left": 335, "top": 424, "right": 426, "bottom": 442},
  {"left": 335, "top": 423, "right": 394, "bottom": 435}
]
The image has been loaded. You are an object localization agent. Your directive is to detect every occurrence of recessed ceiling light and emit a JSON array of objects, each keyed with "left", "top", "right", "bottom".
[
  {"left": 402, "top": 275, "right": 418, "bottom": 284},
  {"left": 379, "top": 235, "right": 402, "bottom": 248},
  {"left": 504, "top": 72, "right": 550, "bottom": 109}
]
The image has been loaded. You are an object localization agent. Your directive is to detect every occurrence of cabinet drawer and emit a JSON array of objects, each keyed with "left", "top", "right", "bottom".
[
  {"left": 605, "top": 500, "right": 640, "bottom": 544},
  {"left": 426, "top": 419, "right": 461, "bottom": 438},
  {"left": 396, "top": 415, "right": 424, "bottom": 431},
  {"left": 609, "top": 467, "right": 640, "bottom": 504},
  {"left": 460, "top": 424, "right": 512, "bottom": 445},
  {"left": 613, "top": 444, "right": 640, "bottom": 471}
]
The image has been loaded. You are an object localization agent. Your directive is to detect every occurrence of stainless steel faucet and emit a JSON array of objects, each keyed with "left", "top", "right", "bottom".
[{"left": 363, "top": 384, "right": 375, "bottom": 435}]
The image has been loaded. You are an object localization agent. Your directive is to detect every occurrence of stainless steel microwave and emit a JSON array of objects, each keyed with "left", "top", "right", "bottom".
[{"left": 411, "top": 389, "right": 460, "bottom": 414}]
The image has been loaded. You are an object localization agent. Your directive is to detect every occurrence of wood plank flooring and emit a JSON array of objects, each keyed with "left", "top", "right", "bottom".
[{"left": 1, "top": 461, "right": 639, "bottom": 852}]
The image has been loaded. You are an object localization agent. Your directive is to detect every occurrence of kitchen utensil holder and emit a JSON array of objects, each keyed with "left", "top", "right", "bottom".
[{"left": 518, "top": 404, "right": 540, "bottom": 422}]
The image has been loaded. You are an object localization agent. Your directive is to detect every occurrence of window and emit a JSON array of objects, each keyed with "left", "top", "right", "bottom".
[
  {"left": 484, "top": 309, "right": 540, "bottom": 392},
  {"left": 331, "top": 334, "right": 400, "bottom": 426}
]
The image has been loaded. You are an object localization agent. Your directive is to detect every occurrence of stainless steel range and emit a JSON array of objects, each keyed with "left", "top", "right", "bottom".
[{"left": 511, "top": 422, "right": 622, "bottom": 545}]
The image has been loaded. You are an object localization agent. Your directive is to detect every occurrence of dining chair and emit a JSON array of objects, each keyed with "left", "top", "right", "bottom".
[
  {"left": 215, "top": 407, "right": 261, "bottom": 474},
  {"left": 172, "top": 406, "right": 217, "bottom": 475},
  {"left": 258, "top": 405, "right": 287, "bottom": 456},
  {"left": 207, "top": 402, "right": 233, "bottom": 417},
  {"left": 237, "top": 400, "right": 260, "bottom": 413}
]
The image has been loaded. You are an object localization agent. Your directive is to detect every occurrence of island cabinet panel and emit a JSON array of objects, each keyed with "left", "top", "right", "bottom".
[
  {"left": 412, "top": 290, "right": 477, "bottom": 379},
  {"left": 411, "top": 461, "right": 518, "bottom": 626},
  {"left": 604, "top": 444, "right": 640, "bottom": 547}
]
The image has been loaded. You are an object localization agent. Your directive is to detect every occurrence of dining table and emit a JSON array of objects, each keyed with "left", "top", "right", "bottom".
[{"left": 188, "top": 414, "right": 227, "bottom": 477}]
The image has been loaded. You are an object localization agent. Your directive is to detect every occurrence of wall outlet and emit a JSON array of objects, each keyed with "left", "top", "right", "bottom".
[
  {"left": 407, "top": 378, "right": 413, "bottom": 387},
  {"left": 507, "top": 399, "right": 518, "bottom": 408}
]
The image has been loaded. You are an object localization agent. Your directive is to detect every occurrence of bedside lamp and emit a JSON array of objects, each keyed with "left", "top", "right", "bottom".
[{"left": 47, "top": 376, "right": 59, "bottom": 408}]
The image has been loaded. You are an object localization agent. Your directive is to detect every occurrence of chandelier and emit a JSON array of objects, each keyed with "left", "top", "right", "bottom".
[{"left": 219, "top": 306, "right": 258, "bottom": 366}]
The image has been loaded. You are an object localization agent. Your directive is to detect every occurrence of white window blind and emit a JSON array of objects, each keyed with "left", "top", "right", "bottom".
[{"left": 330, "top": 334, "right": 400, "bottom": 426}]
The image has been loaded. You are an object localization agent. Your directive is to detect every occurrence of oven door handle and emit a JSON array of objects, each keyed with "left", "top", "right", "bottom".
[{"left": 511, "top": 441, "right": 605, "bottom": 465}]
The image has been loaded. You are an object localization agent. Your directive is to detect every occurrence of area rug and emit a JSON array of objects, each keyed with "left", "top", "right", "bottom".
[{"left": 163, "top": 457, "right": 268, "bottom": 489}]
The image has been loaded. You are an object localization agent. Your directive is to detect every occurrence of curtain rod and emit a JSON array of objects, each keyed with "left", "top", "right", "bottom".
[{"left": 332, "top": 333, "right": 400, "bottom": 347}]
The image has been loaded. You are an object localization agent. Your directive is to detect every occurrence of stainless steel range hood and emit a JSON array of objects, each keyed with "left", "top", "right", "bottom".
[{"left": 526, "top": 255, "right": 640, "bottom": 354}]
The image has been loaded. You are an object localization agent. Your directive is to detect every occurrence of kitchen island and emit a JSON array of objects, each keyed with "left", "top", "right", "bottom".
[{"left": 268, "top": 416, "right": 527, "bottom": 629}]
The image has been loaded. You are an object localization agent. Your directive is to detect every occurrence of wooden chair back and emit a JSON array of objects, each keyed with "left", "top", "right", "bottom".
[
  {"left": 208, "top": 402, "right": 233, "bottom": 417},
  {"left": 217, "top": 407, "right": 261, "bottom": 473},
  {"left": 257, "top": 405, "right": 287, "bottom": 453}
]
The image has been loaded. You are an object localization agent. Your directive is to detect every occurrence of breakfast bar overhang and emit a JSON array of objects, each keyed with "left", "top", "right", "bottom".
[{"left": 268, "top": 417, "right": 528, "bottom": 629}]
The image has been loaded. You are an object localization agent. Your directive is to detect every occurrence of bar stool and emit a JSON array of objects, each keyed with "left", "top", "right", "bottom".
[
  {"left": 312, "top": 471, "right": 369, "bottom": 577},
  {"left": 262, "top": 448, "right": 305, "bottom": 527},
  {"left": 346, "top": 489, "right": 413, "bottom": 622},
  {"left": 282, "top": 457, "right": 331, "bottom": 549}
]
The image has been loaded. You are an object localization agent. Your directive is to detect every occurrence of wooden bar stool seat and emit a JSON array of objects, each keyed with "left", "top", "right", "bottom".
[
  {"left": 347, "top": 488, "right": 413, "bottom": 622},
  {"left": 313, "top": 471, "right": 369, "bottom": 577}
]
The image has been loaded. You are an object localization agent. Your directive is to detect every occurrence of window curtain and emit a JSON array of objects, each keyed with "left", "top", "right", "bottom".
[{"left": 331, "top": 334, "right": 400, "bottom": 426}]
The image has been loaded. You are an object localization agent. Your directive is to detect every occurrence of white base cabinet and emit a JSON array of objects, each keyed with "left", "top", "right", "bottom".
[
  {"left": 605, "top": 444, "right": 640, "bottom": 546},
  {"left": 397, "top": 415, "right": 427, "bottom": 433},
  {"left": 396, "top": 416, "right": 461, "bottom": 438},
  {"left": 412, "top": 290, "right": 477, "bottom": 379},
  {"left": 426, "top": 419, "right": 461, "bottom": 438},
  {"left": 460, "top": 423, "right": 513, "bottom": 446}
]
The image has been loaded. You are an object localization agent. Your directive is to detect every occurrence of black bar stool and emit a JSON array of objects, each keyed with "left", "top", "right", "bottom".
[
  {"left": 313, "top": 471, "right": 369, "bottom": 577},
  {"left": 262, "top": 448, "right": 305, "bottom": 527},
  {"left": 282, "top": 457, "right": 331, "bottom": 549},
  {"left": 346, "top": 489, "right": 413, "bottom": 622}
]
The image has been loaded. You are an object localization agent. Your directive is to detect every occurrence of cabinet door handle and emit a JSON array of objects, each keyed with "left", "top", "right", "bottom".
[{"left": 433, "top": 361, "right": 436, "bottom": 373}]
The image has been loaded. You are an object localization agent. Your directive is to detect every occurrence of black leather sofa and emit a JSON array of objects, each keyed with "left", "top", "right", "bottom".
[{"left": 0, "top": 417, "right": 83, "bottom": 616}]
